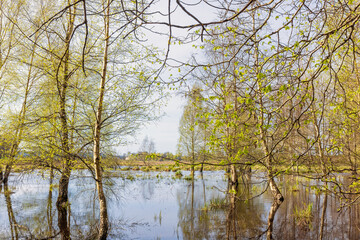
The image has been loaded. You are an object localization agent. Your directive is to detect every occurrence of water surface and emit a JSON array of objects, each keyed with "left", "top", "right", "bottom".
[{"left": 0, "top": 170, "right": 359, "bottom": 239}]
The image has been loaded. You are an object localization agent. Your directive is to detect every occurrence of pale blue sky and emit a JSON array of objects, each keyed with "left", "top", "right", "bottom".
[
  {"left": 116, "top": 1, "right": 216, "bottom": 154},
  {"left": 117, "top": 93, "right": 185, "bottom": 154}
]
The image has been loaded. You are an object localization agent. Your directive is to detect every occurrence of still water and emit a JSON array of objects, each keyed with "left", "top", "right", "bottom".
[{"left": 0, "top": 170, "right": 359, "bottom": 239}]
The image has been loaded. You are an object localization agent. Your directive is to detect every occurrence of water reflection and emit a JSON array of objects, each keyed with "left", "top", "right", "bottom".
[
  {"left": 47, "top": 169, "right": 55, "bottom": 236},
  {"left": 177, "top": 179, "right": 211, "bottom": 239},
  {"left": 0, "top": 171, "right": 360, "bottom": 239},
  {"left": 177, "top": 175, "right": 266, "bottom": 239},
  {"left": 4, "top": 184, "right": 19, "bottom": 240},
  {"left": 319, "top": 188, "right": 327, "bottom": 240}
]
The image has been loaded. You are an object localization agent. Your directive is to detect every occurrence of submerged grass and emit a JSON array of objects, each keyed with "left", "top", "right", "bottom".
[
  {"left": 202, "top": 197, "right": 228, "bottom": 211},
  {"left": 175, "top": 170, "right": 183, "bottom": 178},
  {"left": 184, "top": 175, "right": 193, "bottom": 181},
  {"left": 294, "top": 203, "right": 313, "bottom": 229}
]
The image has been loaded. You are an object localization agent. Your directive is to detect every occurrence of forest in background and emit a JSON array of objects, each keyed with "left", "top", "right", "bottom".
[{"left": 0, "top": 0, "right": 360, "bottom": 239}]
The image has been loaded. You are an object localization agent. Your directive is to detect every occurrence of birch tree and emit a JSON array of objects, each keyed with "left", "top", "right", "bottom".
[{"left": 177, "top": 85, "right": 206, "bottom": 179}]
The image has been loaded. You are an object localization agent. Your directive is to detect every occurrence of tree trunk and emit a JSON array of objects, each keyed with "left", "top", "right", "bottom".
[
  {"left": 268, "top": 176, "right": 284, "bottom": 202},
  {"left": 230, "top": 164, "right": 238, "bottom": 189},
  {"left": 57, "top": 168, "right": 71, "bottom": 240},
  {"left": 93, "top": 0, "right": 110, "bottom": 238},
  {"left": 191, "top": 165, "right": 194, "bottom": 180},
  {"left": 266, "top": 199, "right": 282, "bottom": 240},
  {"left": 260, "top": 128, "right": 284, "bottom": 202},
  {"left": 2, "top": 145, "right": 19, "bottom": 184},
  {"left": 253, "top": 10, "right": 284, "bottom": 203},
  {"left": 56, "top": 2, "right": 75, "bottom": 238},
  {"left": 94, "top": 155, "right": 109, "bottom": 240},
  {"left": 1, "top": 164, "right": 11, "bottom": 184}
]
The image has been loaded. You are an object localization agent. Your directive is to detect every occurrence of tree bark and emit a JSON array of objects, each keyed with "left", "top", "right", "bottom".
[
  {"left": 252, "top": 5, "right": 284, "bottom": 203},
  {"left": 93, "top": 0, "right": 110, "bottom": 238},
  {"left": 56, "top": 1, "right": 76, "bottom": 238},
  {"left": 266, "top": 199, "right": 282, "bottom": 240},
  {"left": 230, "top": 164, "right": 238, "bottom": 189},
  {"left": 260, "top": 122, "right": 283, "bottom": 202},
  {"left": 1, "top": 164, "right": 11, "bottom": 185}
]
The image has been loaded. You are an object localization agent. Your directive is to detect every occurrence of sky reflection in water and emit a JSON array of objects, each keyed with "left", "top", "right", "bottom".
[{"left": 0, "top": 170, "right": 359, "bottom": 239}]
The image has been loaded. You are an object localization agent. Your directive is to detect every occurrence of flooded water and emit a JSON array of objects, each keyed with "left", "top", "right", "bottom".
[{"left": 0, "top": 170, "right": 359, "bottom": 239}]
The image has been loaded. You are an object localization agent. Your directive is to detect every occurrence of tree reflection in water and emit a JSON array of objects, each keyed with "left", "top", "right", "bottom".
[
  {"left": 319, "top": 187, "right": 327, "bottom": 240},
  {"left": 177, "top": 174, "right": 266, "bottom": 239},
  {"left": 4, "top": 184, "right": 19, "bottom": 240},
  {"left": 1, "top": 171, "right": 360, "bottom": 239},
  {"left": 0, "top": 172, "right": 103, "bottom": 239},
  {"left": 47, "top": 168, "right": 55, "bottom": 237}
]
